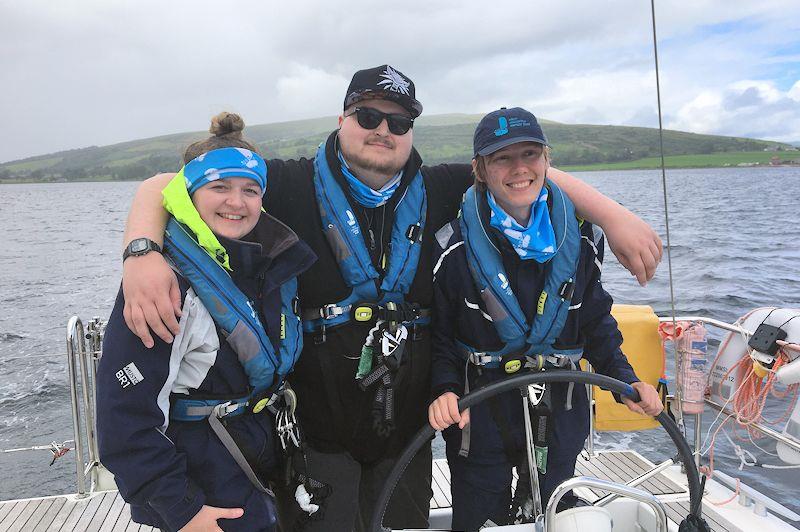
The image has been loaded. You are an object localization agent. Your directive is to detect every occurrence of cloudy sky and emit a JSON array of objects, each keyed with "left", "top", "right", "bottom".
[{"left": 2, "top": 0, "right": 799, "bottom": 163}]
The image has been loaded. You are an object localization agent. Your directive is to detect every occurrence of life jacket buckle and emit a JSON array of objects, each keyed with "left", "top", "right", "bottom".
[
  {"left": 558, "top": 279, "right": 575, "bottom": 300},
  {"left": 468, "top": 352, "right": 498, "bottom": 366},
  {"left": 545, "top": 353, "right": 577, "bottom": 368},
  {"left": 524, "top": 354, "right": 546, "bottom": 371},
  {"left": 405, "top": 223, "right": 422, "bottom": 243},
  {"left": 212, "top": 401, "right": 242, "bottom": 419},
  {"left": 320, "top": 304, "right": 344, "bottom": 320}
]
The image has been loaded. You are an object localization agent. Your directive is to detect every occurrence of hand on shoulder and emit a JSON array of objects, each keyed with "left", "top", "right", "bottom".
[
  {"left": 122, "top": 250, "right": 181, "bottom": 348},
  {"left": 602, "top": 207, "right": 663, "bottom": 286}
]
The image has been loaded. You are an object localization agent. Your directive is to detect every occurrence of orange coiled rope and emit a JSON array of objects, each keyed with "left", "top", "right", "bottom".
[
  {"left": 686, "top": 313, "right": 800, "bottom": 507},
  {"left": 726, "top": 349, "right": 798, "bottom": 431}
]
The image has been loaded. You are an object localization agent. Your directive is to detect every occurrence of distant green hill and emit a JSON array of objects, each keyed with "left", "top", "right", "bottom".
[{"left": 1, "top": 113, "right": 794, "bottom": 183}]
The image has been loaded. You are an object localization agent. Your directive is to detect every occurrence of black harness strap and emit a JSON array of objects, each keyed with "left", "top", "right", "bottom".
[
  {"left": 486, "top": 395, "right": 524, "bottom": 465},
  {"left": 529, "top": 384, "right": 553, "bottom": 474},
  {"left": 315, "top": 348, "right": 349, "bottom": 443}
]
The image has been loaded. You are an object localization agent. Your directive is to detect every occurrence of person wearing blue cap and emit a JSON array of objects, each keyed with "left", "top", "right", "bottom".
[
  {"left": 428, "top": 107, "right": 663, "bottom": 530},
  {"left": 97, "top": 112, "right": 316, "bottom": 532},
  {"left": 115, "top": 66, "right": 663, "bottom": 531}
]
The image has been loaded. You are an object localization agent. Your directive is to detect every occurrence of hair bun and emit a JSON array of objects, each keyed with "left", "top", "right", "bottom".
[
  {"left": 209, "top": 112, "right": 245, "bottom": 138},
  {"left": 183, "top": 111, "right": 259, "bottom": 163}
]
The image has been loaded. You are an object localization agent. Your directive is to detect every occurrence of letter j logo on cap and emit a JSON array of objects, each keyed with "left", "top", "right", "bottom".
[{"left": 494, "top": 116, "right": 509, "bottom": 136}]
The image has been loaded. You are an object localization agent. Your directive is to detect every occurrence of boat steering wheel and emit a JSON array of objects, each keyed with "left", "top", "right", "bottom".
[{"left": 368, "top": 370, "right": 708, "bottom": 531}]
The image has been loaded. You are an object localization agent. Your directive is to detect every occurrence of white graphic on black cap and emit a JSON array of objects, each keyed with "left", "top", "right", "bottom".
[{"left": 378, "top": 66, "right": 410, "bottom": 95}]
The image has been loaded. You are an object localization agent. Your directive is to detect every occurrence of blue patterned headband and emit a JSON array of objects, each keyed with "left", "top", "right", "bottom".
[{"left": 183, "top": 147, "right": 267, "bottom": 196}]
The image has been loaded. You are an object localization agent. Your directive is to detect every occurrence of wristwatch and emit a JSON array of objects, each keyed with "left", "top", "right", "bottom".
[{"left": 123, "top": 238, "right": 162, "bottom": 261}]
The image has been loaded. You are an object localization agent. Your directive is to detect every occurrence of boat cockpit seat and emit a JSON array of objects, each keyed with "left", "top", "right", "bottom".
[{"left": 550, "top": 505, "right": 613, "bottom": 532}]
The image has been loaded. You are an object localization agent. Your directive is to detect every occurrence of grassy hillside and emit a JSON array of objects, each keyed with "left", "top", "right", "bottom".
[
  {"left": 252, "top": 119, "right": 791, "bottom": 168},
  {"left": 1, "top": 114, "right": 794, "bottom": 183},
  {"left": 561, "top": 150, "right": 800, "bottom": 171}
]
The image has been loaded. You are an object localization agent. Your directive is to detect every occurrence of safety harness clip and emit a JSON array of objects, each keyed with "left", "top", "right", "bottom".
[
  {"left": 212, "top": 401, "right": 244, "bottom": 419},
  {"left": 558, "top": 279, "right": 575, "bottom": 300},
  {"left": 320, "top": 304, "right": 344, "bottom": 320}
]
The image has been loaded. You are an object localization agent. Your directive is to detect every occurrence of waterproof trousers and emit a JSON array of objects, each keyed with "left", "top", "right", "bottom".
[
  {"left": 442, "top": 386, "right": 580, "bottom": 532},
  {"left": 274, "top": 442, "right": 433, "bottom": 531}
]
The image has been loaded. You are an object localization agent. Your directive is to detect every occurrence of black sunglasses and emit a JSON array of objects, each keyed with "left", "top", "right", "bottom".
[{"left": 345, "top": 107, "right": 414, "bottom": 135}]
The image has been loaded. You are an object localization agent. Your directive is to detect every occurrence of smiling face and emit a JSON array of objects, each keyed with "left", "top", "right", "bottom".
[
  {"left": 191, "top": 177, "right": 262, "bottom": 239},
  {"left": 337, "top": 98, "right": 413, "bottom": 187},
  {"left": 473, "top": 141, "right": 549, "bottom": 226}
]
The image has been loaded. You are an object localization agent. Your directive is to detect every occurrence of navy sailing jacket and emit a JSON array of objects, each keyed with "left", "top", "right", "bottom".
[
  {"left": 97, "top": 214, "right": 315, "bottom": 532},
  {"left": 430, "top": 186, "right": 639, "bottom": 457}
]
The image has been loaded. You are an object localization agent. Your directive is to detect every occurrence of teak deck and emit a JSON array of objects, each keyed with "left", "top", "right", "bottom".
[{"left": 0, "top": 450, "right": 737, "bottom": 531}]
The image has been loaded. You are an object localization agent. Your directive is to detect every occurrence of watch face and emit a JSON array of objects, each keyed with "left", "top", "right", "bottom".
[{"left": 131, "top": 239, "right": 149, "bottom": 253}]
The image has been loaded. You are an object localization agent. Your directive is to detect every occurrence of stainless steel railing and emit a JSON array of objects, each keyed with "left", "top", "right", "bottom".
[
  {"left": 662, "top": 315, "right": 800, "bottom": 457},
  {"left": 544, "top": 476, "right": 668, "bottom": 532},
  {"left": 583, "top": 313, "right": 800, "bottom": 465},
  {"left": 66, "top": 316, "right": 105, "bottom": 497}
]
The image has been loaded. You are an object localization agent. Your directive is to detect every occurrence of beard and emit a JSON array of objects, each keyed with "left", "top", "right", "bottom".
[{"left": 340, "top": 142, "right": 407, "bottom": 180}]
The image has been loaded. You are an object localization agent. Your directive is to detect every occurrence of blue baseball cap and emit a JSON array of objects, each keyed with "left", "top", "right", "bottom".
[{"left": 473, "top": 107, "right": 548, "bottom": 157}]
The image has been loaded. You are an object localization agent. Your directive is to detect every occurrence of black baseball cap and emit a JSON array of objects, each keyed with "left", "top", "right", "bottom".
[
  {"left": 473, "top": 107, "right": 548, "bottom": 157},
  {"left": 343, "top": 65, "right": 423, "bottom": 118}
]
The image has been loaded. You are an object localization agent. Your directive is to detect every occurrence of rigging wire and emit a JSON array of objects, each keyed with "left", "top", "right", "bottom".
[{"left": 650, "top": 0, "right": 685, "bottom": 435}]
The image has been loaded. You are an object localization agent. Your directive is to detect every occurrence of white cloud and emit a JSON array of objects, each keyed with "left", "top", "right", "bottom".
[
  {"left": 1, "top": 0, "right": 800, "bottom": 162},
  {"left": 670, "top": 81, "right": 800, "bottom": 142},
  {"left": 531, "top": 70, "right": 659, "bottom": 126},
  {"left": 670, "top": 91, "right": 725, "bottom": 133},
  {"left": 788, "top": 80, "right": 800, "bottom": 101},
  {"left": 275, "top": 65, "right": 348, "bottom": 119}
]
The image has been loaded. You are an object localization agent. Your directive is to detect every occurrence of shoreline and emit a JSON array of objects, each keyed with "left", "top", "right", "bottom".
[
  {"left": 4, "top": 163, "right": 800, "bottom": 184},
  {"left": 0, "top": 158, "right": 800, "bottom": 185},
  {"left": 562, "top": 162, "right": 800, "bottom": 173},
  {"left": 0, "top": 177, "right": 144, "bottom": 185}
]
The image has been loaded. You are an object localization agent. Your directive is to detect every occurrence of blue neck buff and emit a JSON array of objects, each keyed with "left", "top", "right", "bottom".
[
  {"left": 337, "top": 149, "right": 402, "bottom": 208},
  {"left": 487, "top": 187, "right": 556, "bottom": 262}
]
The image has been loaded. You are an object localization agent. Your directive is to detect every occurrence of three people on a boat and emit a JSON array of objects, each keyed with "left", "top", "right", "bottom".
[
  {"left": 113, "top": 65, "right": 663, "bottom": 531},
  {"left": 97, "top": 113, "right": 316, "bottom": 532},
  {"left": 427, "top": 107, "right": 663, "bottom": 530}
]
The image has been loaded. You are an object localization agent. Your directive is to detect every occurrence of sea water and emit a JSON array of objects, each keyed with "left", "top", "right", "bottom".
[{"left": 1, "top": 167, "right": 799, "bottom": 523}]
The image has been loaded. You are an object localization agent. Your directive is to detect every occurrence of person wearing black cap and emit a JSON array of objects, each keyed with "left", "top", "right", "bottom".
[
  {"left": 428, "top": 107, "right": 662, "bottom": 530},
  {"left": 117, "top": 67, "right": 662, "bottom": 531}
]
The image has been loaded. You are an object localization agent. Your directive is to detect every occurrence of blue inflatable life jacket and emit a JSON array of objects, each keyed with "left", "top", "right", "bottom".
[
  {"left": 303, "top": 142, "right": 429, "bottom": 332},
  {"left": 458, "top": 182, "right": 582, "bottom": 367},
  {"left": 163, "top": 218, "right": 303, "bottom": 421}
]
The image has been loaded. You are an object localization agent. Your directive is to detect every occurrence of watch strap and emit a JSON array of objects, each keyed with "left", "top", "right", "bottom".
[{"left": 123, "top": 238, "right": 162, "bottom": 261}]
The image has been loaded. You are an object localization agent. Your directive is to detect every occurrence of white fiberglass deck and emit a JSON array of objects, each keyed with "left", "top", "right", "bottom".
[{"left": 0, "top": 450, "right": 741, "bottom": 531}]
